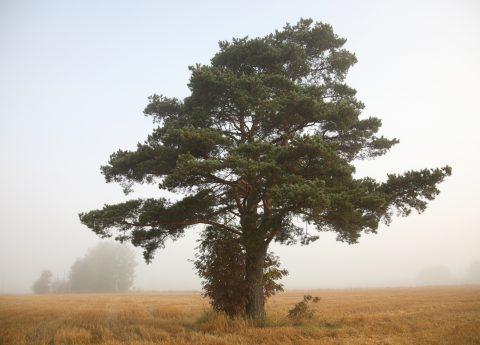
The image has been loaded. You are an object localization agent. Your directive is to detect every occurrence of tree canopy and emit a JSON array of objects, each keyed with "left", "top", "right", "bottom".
[
  {"left": 69, "top": 242, "right": 136, "bottom": 293},
  {"left": 79, "top": 19, "right": 451, "bottom": 320},
  {"left": 32, "top": 270, "right": 53, "bottom": 294}
]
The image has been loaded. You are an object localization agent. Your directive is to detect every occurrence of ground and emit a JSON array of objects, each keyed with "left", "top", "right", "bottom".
[{"left": 1, "top": 286, "right": 479, "bottom": 345}]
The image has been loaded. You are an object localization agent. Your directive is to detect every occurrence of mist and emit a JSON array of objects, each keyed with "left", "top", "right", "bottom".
[{"left": 1, "top": 0, "right": 479, "bottom": 294}]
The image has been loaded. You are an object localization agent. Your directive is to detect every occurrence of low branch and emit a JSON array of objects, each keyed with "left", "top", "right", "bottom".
[
  {"left": 198, "top": 220, "right": 242, "bottom": 235},
  {"left": 264, "top": 227, "right": 279, "bottom": 245},
  {"left": 125, "top": 218, "right": 242, "bottom": 236}
]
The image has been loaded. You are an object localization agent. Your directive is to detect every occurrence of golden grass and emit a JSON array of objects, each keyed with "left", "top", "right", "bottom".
[{"left": 1, "top": 286, "right": 479, "bottom": 345}]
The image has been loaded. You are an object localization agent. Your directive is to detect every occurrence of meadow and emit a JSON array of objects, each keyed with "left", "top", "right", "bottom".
[{"left": 1, "top": 286, "right": 479, "bottom": 345}]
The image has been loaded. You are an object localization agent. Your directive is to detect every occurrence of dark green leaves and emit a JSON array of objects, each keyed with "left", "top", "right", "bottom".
[
  {"left": 193, "top": 226, "right": 288, "bottom": 317},
  {"left": 79, "top": 190, "right": 219, "bottom": 262},
  {"left": 81, "top": 18, "right": 451, "bottom": 266},
  {"left": 381, "top": 166, "right": 452, "bottom": 216},
  {"left": 144, "top": 94, "right": 183, "bottom": 123}
]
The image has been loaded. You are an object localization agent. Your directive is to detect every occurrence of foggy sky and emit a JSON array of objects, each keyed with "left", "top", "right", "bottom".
[{"left": 1, "top": 0, "right": 479, "bottom": 293}]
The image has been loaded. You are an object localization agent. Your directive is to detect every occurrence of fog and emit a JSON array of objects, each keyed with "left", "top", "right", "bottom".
[{"left": 1, "top": 0, "right": 479, "bottom": 294}]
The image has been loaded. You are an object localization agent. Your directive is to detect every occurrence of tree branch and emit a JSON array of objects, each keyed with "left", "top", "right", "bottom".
[
  {"left": 264, "top": 227, "right": 279, "bottom": 245},
  {"left": 120, "top": 213, "right": 242, "bottom": 236}
]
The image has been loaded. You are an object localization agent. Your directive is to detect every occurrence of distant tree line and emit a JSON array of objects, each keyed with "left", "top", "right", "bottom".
[{"left": 32, "top": 242, "right": 136, "bottom": 294}]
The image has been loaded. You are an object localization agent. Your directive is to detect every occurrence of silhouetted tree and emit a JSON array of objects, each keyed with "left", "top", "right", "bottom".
[
  {"left": 51, "top": 278, "right": 70, "bottom": 294},
  {"left": 32, "top": 270, "right": 52, "bottom": 294},
  {"left": 69, "top": 242, "right": 136, "bottom": 293},
  {"left": 193, "top": 226, "right": 287, "bottom": 317},
  {"left": 418, "top": 266, "right": 451, "bottom": 286},
  {"left": 467, "top": 260, "right": 480, "bottom": 284},
  {"left": 80, "top": 19, "right": 451, "bottom": 320}
]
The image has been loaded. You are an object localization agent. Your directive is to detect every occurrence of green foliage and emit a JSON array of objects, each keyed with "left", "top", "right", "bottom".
[
  {"left": 69, "top": 242, "right": 136, "bottom": 293},
  {"left": 32, "top": 270, "right": 53, "bottom": 294},
  {"left": 79, "top": 18, "right": 451, "bottom": 318},
  {"left": 288, "top": 295, "right": 321, "bottom": 321},
  {"left": 193, "top": 226, "right": 288, "bottom": 317}
]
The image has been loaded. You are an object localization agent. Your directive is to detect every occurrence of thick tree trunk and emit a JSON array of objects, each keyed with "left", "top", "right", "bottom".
[{"left": 245, "top": 244, "right": 267, "bottom": 322}]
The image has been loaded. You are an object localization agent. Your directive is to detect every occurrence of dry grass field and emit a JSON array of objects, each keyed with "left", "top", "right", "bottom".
[{"left": 1, "top": 286, "right": 479, "bottom": 345}]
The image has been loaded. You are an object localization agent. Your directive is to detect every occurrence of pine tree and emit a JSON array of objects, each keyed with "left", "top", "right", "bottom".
[{"left": 79, "top": 19, "right": 451, "bottom": 320}]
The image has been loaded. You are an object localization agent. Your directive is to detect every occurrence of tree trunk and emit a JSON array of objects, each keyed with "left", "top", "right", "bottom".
[{"left": 245, "top": 244, "right": 267, "bottom": 322}]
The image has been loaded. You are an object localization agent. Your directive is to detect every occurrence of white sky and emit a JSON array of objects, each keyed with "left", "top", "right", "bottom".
[{"left": 1, "top": 0, "right": 479, "bottom": 293}]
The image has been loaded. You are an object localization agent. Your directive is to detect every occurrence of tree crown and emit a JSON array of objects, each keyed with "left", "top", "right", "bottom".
[{"left": 79, "top": 19, "right": 451, "bottom": 262}]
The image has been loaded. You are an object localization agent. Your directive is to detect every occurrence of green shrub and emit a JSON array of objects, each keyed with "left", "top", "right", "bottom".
[
  {"left": 288, "top": 295, "right": 320, "bottom": 321},
  {"left": 193, "top": 226, "right": 288, "bottom": 317}
]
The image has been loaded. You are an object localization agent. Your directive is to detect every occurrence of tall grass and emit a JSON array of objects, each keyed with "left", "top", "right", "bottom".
[{"left": 1, "top": 287, "right": 479, "bottom": 345}]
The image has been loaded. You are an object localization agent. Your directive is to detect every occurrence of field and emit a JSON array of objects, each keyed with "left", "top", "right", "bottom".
[{"left": 1, "top": 287, "right": 479, "bottom": 345}]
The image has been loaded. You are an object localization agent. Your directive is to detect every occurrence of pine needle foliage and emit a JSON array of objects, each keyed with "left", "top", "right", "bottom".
[{"left": 79, "top": 19, "right": 451, "bottom": 319}]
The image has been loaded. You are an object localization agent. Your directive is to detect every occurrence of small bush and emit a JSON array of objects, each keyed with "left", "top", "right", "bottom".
[
  {"left": 288, "top": 295, "right": 320, "bottom": 321},
  {"left": 193, "top": 226, "right": 288, "bottom": 317}
]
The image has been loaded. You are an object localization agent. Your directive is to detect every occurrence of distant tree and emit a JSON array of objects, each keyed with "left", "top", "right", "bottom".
[
  {"left": 418, "top": 266, "right": 451, "bottom": 286},
  {"left": 466, "top": 260, "right": 480, "bottom": 284},
  {"left": 193, "top": 226, "right": 287, "bottom": 317},
  {"left": 51, "top": 278, "right": 70, "bottom": 294},
  {"left": 32, "top": 270, "right": 52, "bottom": 294},
  {"left": 79, "top": 19, "right": 451, "bottom": 320},
  {"left": 69, "top": 242, "right": 136, "bottom": 293}
]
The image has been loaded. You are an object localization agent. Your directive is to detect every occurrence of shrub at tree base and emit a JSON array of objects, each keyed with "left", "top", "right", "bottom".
[{"left": 193, "top": 226, "right": 288, "bottom": 317}]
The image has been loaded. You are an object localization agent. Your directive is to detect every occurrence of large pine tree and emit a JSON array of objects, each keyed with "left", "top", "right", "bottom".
[{"left": 80, "top": 19, "right": 451, "bottom": 321}]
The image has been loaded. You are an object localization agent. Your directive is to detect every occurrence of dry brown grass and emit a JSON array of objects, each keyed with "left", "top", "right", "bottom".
[{"left": 1, "top": 286, "right": 479, "bottom": 345}]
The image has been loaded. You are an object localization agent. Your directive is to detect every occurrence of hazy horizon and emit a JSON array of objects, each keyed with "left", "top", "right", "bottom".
[{"left": 1, "top": 0, "right": 479, "bottom": 294}]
